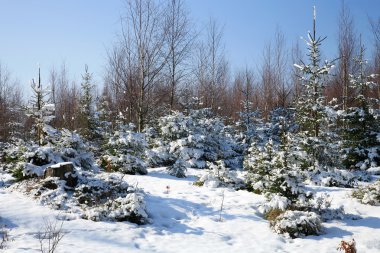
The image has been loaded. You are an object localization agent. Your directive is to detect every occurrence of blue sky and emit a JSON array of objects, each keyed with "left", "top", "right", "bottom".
[{"left": 0, "top": 0, "right": 379, "bottom": 94}]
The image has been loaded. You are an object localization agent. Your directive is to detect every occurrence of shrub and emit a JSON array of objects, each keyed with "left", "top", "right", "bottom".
[
  {"left": 306, "top": 167, "right": 358, "bottom": 188},
  {"left": 352, "top": 180, "right": 380, "bottom": 206},
  {"left": 146, "top": 109, "right": 243, "bottom": 171},
  {"left": 259, "top": 194, "right": 291, "bottom": 215},
  {"left": 100, "top": 129, "right": 148, "bottom": 175},
  {"left": 2, "top": 130, "right": 99, "bottom": 182},
  {"left": 196, "top": 161, "right": 243, "bottom": 188},
  {"left": 10, "top": 172, "right": 149, "bottom": 225},
  {"left": 270, "top": 210, "right": 322, "bottom": 238},
  {"left": 307, "top": 192, "right": 345, "bottom": 221},
  {"left": 167, "top": 159, "right": 187, "bottom": 178}
]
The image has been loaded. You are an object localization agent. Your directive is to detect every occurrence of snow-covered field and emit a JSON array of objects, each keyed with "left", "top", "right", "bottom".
[{"left": 1, "top": 168, "right": 380, "bottom": 253}]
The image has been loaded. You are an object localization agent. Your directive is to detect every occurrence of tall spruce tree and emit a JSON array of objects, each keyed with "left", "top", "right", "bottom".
[
  {"left": 341, "top": 44, "right": 380, "bottom": 169},
  {"left": 79, "top": 65, "right": 96, "bottom": 138},
  {"left": 25, "top": 68, "right": 55, "bottom": 146},
  {"left": 294, "top": 7, "right": 335, "bottom": 169}
]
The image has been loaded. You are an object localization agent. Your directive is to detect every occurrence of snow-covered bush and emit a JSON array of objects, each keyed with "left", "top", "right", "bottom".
[
  {"left": 307, "top": 192, "right": 345, "bottom": 221},
  {"left": 260, "top": 192, "right": 345, "bottom": 226},
  {"left": 305, "top": 167, "right": 358, "bottom": 188},
  {"left": 244, "top": 135, "right": 306, "bottom": 202},
  {"left": 75, "top": 173, "right": 148, "bottom": 224},
  {"left": 1, "top": 141, "right": 53, "bottom": 181},
  {"left": 100, "top": 127, "right": 148, "bottom": 175},
  {"left": 259, "top": 194, "right": 291, "bottom": 216},
  {"left": 195, "top": 161, "right": 243, "bottom": 188},
  {"left": 352, "top": 180, "right": 380, "bottom": 206},
  {"left": 10, "top": 172, "right": 149, "bottom": 225},
  {"left": 167, "top": 159, "right": 187, "bottom": 178},
  {"left": 270, "top": 210, "right": 323, "bottom": 238},
  {"left": 1, "top": 128, "right": 98, "bottom": 181},
  {"left": 147, "top": 109, "right": 242, "bottom": 170},
  {"left": 54, "top": 129, "right": 95, "bottom": 171}
]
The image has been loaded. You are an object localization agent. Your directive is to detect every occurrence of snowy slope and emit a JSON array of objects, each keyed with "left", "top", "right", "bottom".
[{"left": 1, "top": 168, "right": 380, "bottom": 253}]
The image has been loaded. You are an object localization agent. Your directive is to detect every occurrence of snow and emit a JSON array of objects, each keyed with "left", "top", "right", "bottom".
[
  {"left": 49, "top": 162, "right": 73, "bottom": 169},
  {"left": 1, "top": 168, "right": 380, "bottom": 252}
]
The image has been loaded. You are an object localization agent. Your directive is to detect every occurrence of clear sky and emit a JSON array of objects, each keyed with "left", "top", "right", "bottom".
[{"left": 0, "top": 0, "right": 379, "bottom": 95}]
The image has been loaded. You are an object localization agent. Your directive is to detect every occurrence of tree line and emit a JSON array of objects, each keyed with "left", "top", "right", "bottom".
[{"left": 0, "top": 0, "right": 379, "bottom": 141}]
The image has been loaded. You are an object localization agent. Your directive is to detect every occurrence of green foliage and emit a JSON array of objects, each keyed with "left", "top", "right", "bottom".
[
  {"left": 11, "top": 164, "right": 26, "bottom": 182},
  {"left": 193, "top": 180, "right": 204, "bottom": 187}
]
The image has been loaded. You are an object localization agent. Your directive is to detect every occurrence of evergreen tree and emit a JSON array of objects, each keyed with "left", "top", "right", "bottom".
[
  {"left": 79, "top": 65, "right": 96, "bottom": 138},
  {"left": 244, "top": 139, "right": 274, "bottom": 193},
  {"left": 96, "top": 94, "right": 113, "bottom": 139},
  {"left": 100, "top": 125, "right": 148, "bottom": 175},
  {"left": 25, "top": 68, "right": 55, "bottom": 146},
  {"left": 341, "top": 45, "right": 380, "bottom": 169},
  {"left": 244, "top": 128, "right": 305, "bottom": 202},
  {"left": 294, "top": 7, "right": 335, "bottom": 169}
]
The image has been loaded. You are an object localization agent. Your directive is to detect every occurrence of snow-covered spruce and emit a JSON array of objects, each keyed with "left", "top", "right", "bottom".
[
  {"left": 244, "top": 135, "right": 306, "bottom": 202},
  {"left": 195, "top": 161, "right": 243, "bottom": 188},
  {"left": 77, "top": 65, "right": 98, "bottom": 139},
  {"left": 167, "top": 159, "right": 187, "bottom": 178},
  {"left": 24, "top": 71, "right": 55, "bottom": 146},
  {"left": 100, "top": 127, "right": 148, "bottom": 175},
  {"left": 146, "top": 109, "right": 242, "bottom": 172},
  {"left": 291, "top": 12, "right": 355, "bottom": 186},
  {"left": 339, "top": 46, "right": 380, "bottom": 170},
  {"left": 9, "top": 172, "right": 148, "bottom": 224},
  {"left": 352, "top": 180, "right": 380, "bottom": 206},
  {"left": 270, "top": 210, "right": 323, "bottom": 238}
]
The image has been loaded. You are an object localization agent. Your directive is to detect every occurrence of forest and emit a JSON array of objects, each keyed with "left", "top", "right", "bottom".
[{"left": 0, "top": 0, "right": 379, "bottom": 252}]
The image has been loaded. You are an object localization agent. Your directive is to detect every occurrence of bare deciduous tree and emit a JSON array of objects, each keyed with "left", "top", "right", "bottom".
[
  {"left": 259, "top": 42, "right": 275, "bottom": 121},
  {"left": 164, "top": 0, "right": 194, "bottom": 112},
  {"left": 123, "top": 0, "right": 169, "bottom": 132},
  {"left": 194, "top": 18, "right": 229, "bottom": 113},
  {"left": 334, "top": 1, "right": 358, "bottom": 110},
  {"left": 259, "top": 28, "right": 291, "bottom": 121},
  {"left": 50, "top": 63, "right": 79, "bottom": 130},
  {"left": 273, "top": 28, "right": 291, "bottom": 108}
]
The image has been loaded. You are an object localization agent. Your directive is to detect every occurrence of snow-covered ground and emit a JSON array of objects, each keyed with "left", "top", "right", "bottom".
[{"left": 1, "top": 168, "right": 380, "bottom": 253}]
